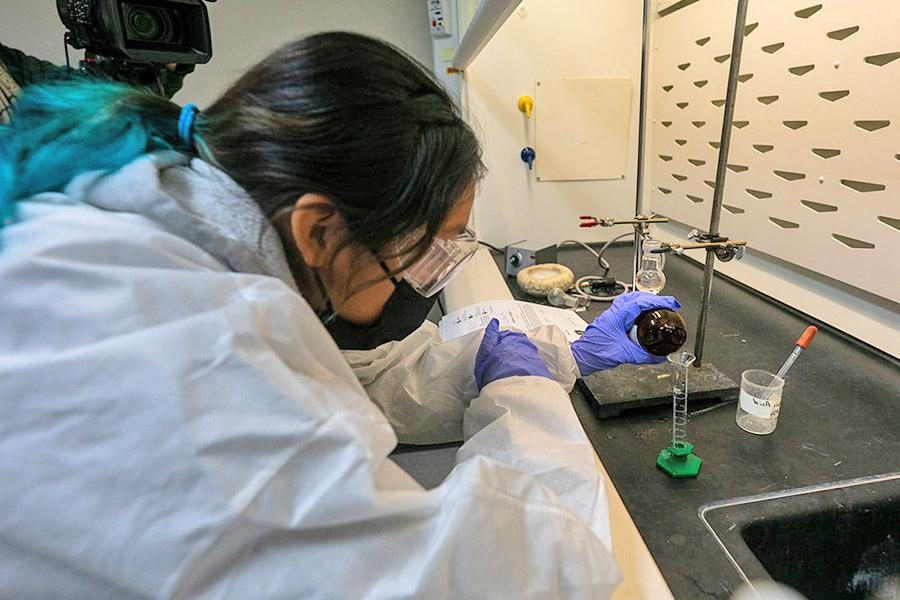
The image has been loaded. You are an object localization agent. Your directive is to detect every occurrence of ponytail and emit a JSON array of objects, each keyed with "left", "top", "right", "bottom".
[{"left": 0, "top": 81, "right": 191, "bottom": 224}]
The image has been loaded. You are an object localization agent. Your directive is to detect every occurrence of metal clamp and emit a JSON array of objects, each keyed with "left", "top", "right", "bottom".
[
  {"left": 715, "top": 244, "right": 745, "bottom": 262},
  {"left": 652, "top": 237, "right": 748, "bottom": 261},
  {"left": 687, "top": 229, "right": 728, "bottom": 244},
  {"left": 579, "top": 214, "right": 669, "bottom": 228}
]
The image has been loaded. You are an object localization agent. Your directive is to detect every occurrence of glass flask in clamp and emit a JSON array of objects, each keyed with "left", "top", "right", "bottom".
[
  {"left": 634, "top": 239, "right": 666, "bottom": 294},
  {"left": 657, "top": 351, "right": 702, "bottom": 478}
]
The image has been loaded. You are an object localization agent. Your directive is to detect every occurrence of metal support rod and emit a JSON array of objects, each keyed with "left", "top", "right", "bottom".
[
  {"left": 633, "top": 0, "right": 652, "bottom": 281},
  {"left": 618, "top": 217, "right": 669, "bottom": 226},
  {"left": 693, "top": 0, "right": 749, "bottom": 367},
  {"left": 663, "top": 240, "right": 748, "bottom": 251},
  {"left": 579, "top": 215, "right": 669, "bottom": 228}
]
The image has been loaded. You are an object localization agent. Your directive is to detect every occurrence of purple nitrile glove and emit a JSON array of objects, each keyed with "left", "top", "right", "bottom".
[
  {"left": 570, "top": 291, "right": 682, "bottom": 377},
  {"left": 474, "top": 318, "right": 553, "bottom": 391}
]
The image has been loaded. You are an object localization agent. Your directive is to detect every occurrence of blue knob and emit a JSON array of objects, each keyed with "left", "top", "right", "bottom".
[{"left": 520, "top": 147, "right": 536, "bottom": 170}]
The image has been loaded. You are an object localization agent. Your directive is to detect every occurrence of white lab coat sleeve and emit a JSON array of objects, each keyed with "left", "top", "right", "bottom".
[
  {"left": 344, "top": 320, "right": 581, "bottom": 445},
  {"left": 458, "top": 375, "right": 615, "bottom": 551},
  {"left": 163, "top": 314, "right": 620, "bottom": 600},
  {"left": 169, "top": 354, "right": 620, "bottom": 600}
]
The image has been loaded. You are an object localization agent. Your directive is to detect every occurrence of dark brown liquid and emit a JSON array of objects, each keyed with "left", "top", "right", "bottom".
[{"left": 634, "top": 309, "right": 687, "bottom": 356}]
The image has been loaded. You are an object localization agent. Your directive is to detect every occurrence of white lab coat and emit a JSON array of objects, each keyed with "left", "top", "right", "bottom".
[
  {"left": 345, "top": 314, "right": 581, "bottom": 446},
  {"left": 0, "top": 154, "right": 620, "bottom": 599}
]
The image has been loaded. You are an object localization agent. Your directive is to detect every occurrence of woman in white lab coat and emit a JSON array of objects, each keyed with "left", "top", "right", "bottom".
[{"left": 0, "top": 32, "right": 673, "bottom": 598}]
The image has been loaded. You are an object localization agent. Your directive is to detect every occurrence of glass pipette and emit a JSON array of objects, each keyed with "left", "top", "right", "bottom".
[{"left": 773, "top": 326, "right": 817, "bottom": 382}]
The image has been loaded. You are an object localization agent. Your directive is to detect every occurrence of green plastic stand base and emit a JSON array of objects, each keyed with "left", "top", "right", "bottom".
[{"left": 656, "top": 440, "right": 702, "bottom": 478}]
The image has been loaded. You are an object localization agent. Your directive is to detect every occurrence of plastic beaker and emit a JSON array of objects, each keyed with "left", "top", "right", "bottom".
[{"left": 736, "top": 369, "right": 784, "bottom": 435}]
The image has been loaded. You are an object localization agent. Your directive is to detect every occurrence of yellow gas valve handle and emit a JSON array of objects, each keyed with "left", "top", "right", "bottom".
[{"left": 517, "top": 95, "right": 534, "bottom": 118}]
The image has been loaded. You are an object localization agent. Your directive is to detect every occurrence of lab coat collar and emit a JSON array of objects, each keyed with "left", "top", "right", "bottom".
[{"left": 69, "top": 151, "right": 298, "bottom": 292}]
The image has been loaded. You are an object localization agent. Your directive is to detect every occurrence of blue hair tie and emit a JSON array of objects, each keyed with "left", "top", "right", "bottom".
[{"left": 178, "top": 103, "right": 199, "bottom": 146}]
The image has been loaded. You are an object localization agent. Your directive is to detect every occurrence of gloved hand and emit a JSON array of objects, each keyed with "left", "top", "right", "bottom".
[
  {"left": 570, "top": 291, "right": 682, "bottom": 376},
  {"left": 474, "top": 318, "right": 553, "bottom": 390}
]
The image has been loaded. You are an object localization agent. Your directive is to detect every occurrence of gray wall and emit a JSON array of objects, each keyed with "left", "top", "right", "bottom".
[{"left": 0, "top": 0, "right": 433, "bottom": 105}]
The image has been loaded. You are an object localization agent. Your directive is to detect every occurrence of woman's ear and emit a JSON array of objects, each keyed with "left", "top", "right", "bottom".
[{"left": 290, "top": 193, "right": 339, "bottom": 268}]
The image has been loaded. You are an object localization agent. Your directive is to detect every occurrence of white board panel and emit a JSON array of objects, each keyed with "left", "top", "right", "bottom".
[
  {"left": 535, "top": 78, "right": 633, "bottom": 181},
  {"left": 649, "top": 0, "right": 900, "bottom": 303}
]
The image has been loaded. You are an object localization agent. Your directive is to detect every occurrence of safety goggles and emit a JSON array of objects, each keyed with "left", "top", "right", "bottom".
[{"left": 391, "top": 226, "right": 479, "bottom": 298}]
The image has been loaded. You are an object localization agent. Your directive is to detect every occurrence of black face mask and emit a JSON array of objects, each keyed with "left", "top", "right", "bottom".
[
  {"left": 277, "top": 218, "right": 439, "bottom": 350},
  {"left": 325, "top": 279, "right": 439, "bottom": 350}
]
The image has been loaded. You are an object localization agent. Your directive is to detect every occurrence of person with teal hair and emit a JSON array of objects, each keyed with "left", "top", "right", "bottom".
[{"left": 0, "top": 30, "right": 674, "bottom": 599}]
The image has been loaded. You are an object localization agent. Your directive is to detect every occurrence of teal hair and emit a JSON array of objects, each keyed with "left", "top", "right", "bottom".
[{"left": 0, "top": 80, "right": 190, "bottom": 225}]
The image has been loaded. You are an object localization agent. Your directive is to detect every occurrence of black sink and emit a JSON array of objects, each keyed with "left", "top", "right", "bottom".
[{"left": 701, "top": 474, "right": 900, "bottom": 600}]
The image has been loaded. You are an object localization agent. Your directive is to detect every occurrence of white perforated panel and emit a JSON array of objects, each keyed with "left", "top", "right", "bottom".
[{"left": 650, "top": 1, "right": 900, "bottom": 302}]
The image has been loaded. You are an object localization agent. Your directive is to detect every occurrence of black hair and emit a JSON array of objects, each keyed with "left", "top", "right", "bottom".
[{"left": 201, "top": 31, "right": 484, "bottom": 267}]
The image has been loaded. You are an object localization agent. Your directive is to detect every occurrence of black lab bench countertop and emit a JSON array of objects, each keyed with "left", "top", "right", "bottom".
[{"left": 493, "top": 245, "right": 900, "bottom": 599}]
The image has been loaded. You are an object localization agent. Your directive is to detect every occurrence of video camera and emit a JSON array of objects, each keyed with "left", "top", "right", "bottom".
[{"left": 57, "top": 0, "right": 214, "bottom": 94}]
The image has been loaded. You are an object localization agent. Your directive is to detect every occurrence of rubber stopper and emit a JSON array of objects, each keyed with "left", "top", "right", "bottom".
[{"left": 796, "top": 325, "right": 817, "bottom": 349}]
